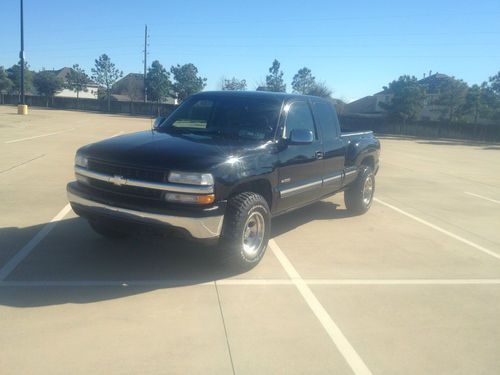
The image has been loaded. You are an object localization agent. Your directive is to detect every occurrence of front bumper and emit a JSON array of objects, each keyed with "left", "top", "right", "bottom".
[{"left": 67, "top": 182, "right": 224, "bottom": 239}]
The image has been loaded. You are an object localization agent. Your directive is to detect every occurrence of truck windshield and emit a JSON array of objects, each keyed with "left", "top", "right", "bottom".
[{"left": 159, "top": 96, "right": 282, "bottom": 141}]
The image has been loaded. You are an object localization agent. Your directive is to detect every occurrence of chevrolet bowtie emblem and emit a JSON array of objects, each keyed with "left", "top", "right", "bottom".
[{"left": 109, "top": 175, "right": 127, "bottom": 186}]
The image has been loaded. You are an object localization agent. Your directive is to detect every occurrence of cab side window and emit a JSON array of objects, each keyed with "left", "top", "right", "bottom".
[
  {"left": 312, "top": 101, "right": 340, "bottom": 140},
  {"left": 284, "top": 101, "right": 316, "bottom": 139}
]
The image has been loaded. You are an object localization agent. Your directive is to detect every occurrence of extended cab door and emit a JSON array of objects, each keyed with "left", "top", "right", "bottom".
[
  {"left": 275, "top": 100, "right": 324, "bottom": 213},
  {"left": 311, "top": 100, "right": 347, "bottom": 193}
]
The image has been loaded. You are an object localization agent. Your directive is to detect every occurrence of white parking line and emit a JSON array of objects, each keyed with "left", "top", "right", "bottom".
[
  {"left": 0, "top": 154, "right": 45, "bottom": 174},
  {"left": 464, "top": 192, "right": 500, "bottom": 204},
  {"left": 4, "top": 128, "right": 75, "bottom": 144},
  {"left": 0, "top": 204, "right": 72, "bottom": 281},
  {"left": 109, "top": 131, "right": 124, "bottom": 138},
  {"left": 374, "top": 198, "right": 500, "bottom": 261},
  {"left": 269, "top": 239, "right": 373, "bottom": 375},
  {"left": 305, "top": 279, "right": 500, "bottom": 285},
  {"left": 1, "top": 278, "right": 499, "bottom": 288}
]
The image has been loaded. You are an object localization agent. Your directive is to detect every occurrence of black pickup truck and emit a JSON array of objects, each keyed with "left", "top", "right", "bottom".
[{"left": 67, "top": 91, "right": 380, "bottom": 268}]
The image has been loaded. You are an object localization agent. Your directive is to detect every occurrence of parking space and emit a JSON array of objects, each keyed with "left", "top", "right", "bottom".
[{"left": 1, "top": 106, "right": 499, "bottom": 374}]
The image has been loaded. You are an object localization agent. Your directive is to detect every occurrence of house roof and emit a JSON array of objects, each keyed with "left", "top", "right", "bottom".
[
  {"left": 53, "top": 67, "right": 72, "bottom": 80},
  {"left": 346, "top": 73, "right": 453, "bottom": 114},
  {"left": 52, "top": 67, "right": 98, "bottom": 86},
  {"left": 113, "top": 73, "right": 144, "bottom": 88},
  {"left": 344, "top": 95, "right": 378, "bottom": 114},
  {"left": 373, "top": 73, "right": 451, "bottom": 95}
]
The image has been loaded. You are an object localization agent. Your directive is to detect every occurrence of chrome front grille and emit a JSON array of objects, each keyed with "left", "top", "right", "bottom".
[
  {"left": 86, "top": 160, "right": 166, "bottom": 200},
  {"left": 87, "top": 160, "right": 166, "bottom": 183}
]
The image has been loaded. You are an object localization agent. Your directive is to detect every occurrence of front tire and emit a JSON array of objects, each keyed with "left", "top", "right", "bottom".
[
  {"left": 344, "top": 166, "right": 375, "bottom": 215},
  {"left": 220, "top": 192, "right": 271, "bottom": 269}
]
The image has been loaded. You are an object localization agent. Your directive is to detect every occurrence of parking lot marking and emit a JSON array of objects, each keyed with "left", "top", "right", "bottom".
[
  {"left": 269, "top": 239, "right": 373, "bottom": 375},
  {"left": 1, "top": 279, "right": 500, "bottom": 288},
  {"left": 4, "top": 128, "right": 75, "bottom": 144},
  {"left": 305, "top": 279, "right": 500, "bottom": 285},
  {"left": 465, "top": 192, "right": 500, "bottom": 205},
  {"left": 0, "top": 154, "right": 45, "bottom": 174},
  {"left": 0, "top": 204, "right": 72, "bottom": 281},
  {"left": 374, "top": 198, "right": 500, "bottom": 261}
]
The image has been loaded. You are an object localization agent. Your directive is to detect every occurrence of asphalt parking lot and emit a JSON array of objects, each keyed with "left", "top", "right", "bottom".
[{"left": 1, "top": 106, "right": 499, "bottom": 375}]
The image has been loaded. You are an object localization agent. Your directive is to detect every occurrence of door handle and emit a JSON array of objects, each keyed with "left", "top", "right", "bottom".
[{"left": 315, "top": 151, "right": 324, "bottom": 159}]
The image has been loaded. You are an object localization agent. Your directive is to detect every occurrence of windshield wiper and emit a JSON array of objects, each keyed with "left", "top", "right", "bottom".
[{"left": 162, "top": 127, "right": 226, "bottom": 136}]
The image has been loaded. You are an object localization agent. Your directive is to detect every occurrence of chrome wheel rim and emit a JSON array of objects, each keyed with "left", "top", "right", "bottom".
[
  {"left": 362, "top": 176, "right": 374, "bottom": 205},
  {"left": 242, "top": 211, "right": 265, "bottom": 258}
]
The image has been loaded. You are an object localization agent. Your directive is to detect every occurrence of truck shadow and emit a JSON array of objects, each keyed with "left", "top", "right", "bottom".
[
  {"left": 0, "top": 200, "right": 350, "bottom": 308},
  {"left": 272, "top": 200, "right": 350, "bottom": 237}
]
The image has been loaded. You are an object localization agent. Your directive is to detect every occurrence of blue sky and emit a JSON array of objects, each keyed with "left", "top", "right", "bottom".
[{"left": 1, "top": 0, "right": 499, "bottom": 102}]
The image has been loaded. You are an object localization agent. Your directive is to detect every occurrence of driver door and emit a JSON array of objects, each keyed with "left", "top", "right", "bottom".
[{"left": 276, "top": 100, "right": 324, "bottom": 213}]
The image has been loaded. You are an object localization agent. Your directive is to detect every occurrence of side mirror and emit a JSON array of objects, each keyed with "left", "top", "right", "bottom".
[
  {"left": 153, "top": 116, "right": 166, "bottom": 129},
  {"left": 288, "top": 129, "right": 314, "bottom": 145}
]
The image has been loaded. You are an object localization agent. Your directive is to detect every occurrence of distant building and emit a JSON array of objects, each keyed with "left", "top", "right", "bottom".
[
  {"left": 112, "top": 73, "right": 145, "bottom": 102},
  {"left": 112, "top": 73, "right": 177, "bottom": 104},
  {"left": 53, "top": 67, "right": 100, "bottom": 99},
  {"left": 345, "top": 73, "right": 450, "bottom": 121}
]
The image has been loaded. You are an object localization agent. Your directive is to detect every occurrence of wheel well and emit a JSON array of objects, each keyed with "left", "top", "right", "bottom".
[
  {"left": 230, "top": 179, "right": 273, "bottom": 208},
  {"left": 360, "top": 156, "right": 375, "bottom": 170}
]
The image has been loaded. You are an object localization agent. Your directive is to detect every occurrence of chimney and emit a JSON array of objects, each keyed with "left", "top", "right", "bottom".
[{"left": 429, "top": 70, "right": 432, "bottom": 76}]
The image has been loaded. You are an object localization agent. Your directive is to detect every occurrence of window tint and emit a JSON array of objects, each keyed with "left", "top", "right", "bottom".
[
  {"left": 285, "top": 101, "right": 316, "bottom": 139},
  {"left": 172, "top": 99, "right": 214, "bottom": 129},
  {"left": 312, "top": 101, "right": 340, "bottom": 140},
  {"left": 163, "top": 96, "right": 282, "bottom": 141}
]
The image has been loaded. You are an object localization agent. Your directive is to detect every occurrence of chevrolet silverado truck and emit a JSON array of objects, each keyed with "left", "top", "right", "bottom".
[{"left": 67, "top": 91, "right": 380, "bottom": 268}]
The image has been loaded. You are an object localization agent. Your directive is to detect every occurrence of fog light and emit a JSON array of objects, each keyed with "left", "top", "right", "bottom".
[
  {"left": 164, "top": 193, "right": 215, "bottom": 205},
  {"left": 76, "top": 173, "right": 90, "bottom": 185}
]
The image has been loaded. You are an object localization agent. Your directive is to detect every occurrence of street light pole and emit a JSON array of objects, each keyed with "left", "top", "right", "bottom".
[
  {"left": 20, "top": 0, "right": 25, "bottom": 105},
  {"left": 143, "top": 24, "right": 148, "bottom": 103}
]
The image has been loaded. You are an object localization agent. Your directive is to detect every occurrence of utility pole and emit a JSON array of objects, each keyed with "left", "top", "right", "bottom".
[
  {"left": 143, "top": 25, "right": 148, "bottom": 103},
  {"left": 20, "top": 0, "right": 25, "bottom": 105}
]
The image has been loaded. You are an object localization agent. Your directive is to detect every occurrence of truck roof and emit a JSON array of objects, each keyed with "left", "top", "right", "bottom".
[{"left": 193, "top": 90, "right": 330, "bottom": 103}]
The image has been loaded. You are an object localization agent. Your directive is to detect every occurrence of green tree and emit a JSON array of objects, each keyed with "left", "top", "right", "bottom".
[
  {"left": 221, "top": 77, "right": 247, "bottom": 91},
  {"left": 33, "top": 70, "right": 64, "bottom": 106},
  {"left": 170, "top": 63, "right": 206, "bottom": 101},
  {"left": 292, "top": 67, "right": 315, "bottom": 94},
  {"left": 463, "top": 83, "right": 494, "bottom": 124},
  {"left": 0, "top": 66, "right": 13, "bottom": 104},
  {"left": 7, "top": 61, "right": 33, "bottom": 95},
  {"left": 307, "top": 81, "right": 332, "bottom": 98},
  {"left": 66, "top": 64, "right": 89, "bottom": 106},
  {"left": 433, "top": 77, "right": 468, "bottom": 122},
  {"left": 489, "top": 71, "right": 500, "bottom": 95},
  {"left": 489, "top": 71, "right": 500, "bottom": 120},
  {"left": 146, "top": 60, "right": 171, "bottom": 103},
  {"left": 265, "top": 59, "right": 286, "bottom": 92},
  {"left": 379, "top": 75, "right": 426, "bottom": 125},
  {"left": 91, "top": 54, "right": 123, "bottom": 112}
]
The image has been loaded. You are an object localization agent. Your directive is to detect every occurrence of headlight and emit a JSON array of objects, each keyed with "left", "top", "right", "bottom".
[
  {"left": 168, "top": 171, "right": 214, "bottom": 186},
  {"left": 75, "top": 153, "right": 88, "bottom": 168}
]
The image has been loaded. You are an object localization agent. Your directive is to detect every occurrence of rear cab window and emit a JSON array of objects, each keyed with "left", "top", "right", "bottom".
[{"left": 311, "top": 101, "right": 340, "bottom": 140}]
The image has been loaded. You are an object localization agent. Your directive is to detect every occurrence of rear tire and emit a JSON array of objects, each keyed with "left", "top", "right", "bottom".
[
  {"left": 220, "top": 192, "right": 271, "bottom": 269},
  {"left": 88, "top": 219, "right": 129, "bottom": 239},
  {"left": 344, "top": 166, "right": 375, "bottom": 215}
]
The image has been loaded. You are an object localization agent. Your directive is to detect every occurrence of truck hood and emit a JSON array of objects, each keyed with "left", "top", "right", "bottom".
[{"left": 79, "top": 130, "right": 268, "bottom": 171}]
